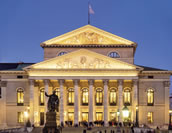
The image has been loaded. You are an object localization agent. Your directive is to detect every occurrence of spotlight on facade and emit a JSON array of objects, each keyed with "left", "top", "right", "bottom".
[
  {"left": 122, "top": 106, "right": 129, "bottom": 118},
  {"left": 24, "top": 111, "right": 29, "bottom": 118}
]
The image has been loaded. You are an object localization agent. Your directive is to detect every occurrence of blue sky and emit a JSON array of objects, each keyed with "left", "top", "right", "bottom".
[{"left": 0, "top": 0, "right": 172, "bottom": 72}]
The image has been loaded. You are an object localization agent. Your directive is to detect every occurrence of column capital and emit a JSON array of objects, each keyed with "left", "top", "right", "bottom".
[
  {"left": 103, "top": 79, "right": 109, "bottom": 85},
  {"left": 29, "top": 79, "right": 35, "bottom": 85},
  {"left": 44, "top": 79, "right": 49, "bottom": 84},
  {"left": 133, "top": 79, "right": 138, "bottom": 85},
  {"left": 118, "top": 79, "right": 123, "bottom": 86},
  {"left": 59, "top": 79, "right": 65, "bottom": 85},
  {"left": 73, "top": 79, "right": 80, "bottom": 85},
  {"left": 164, "top": 81, "right": 170, "bottom": 88},
  {"left": 88, "top": 79, "right": 94, "bottom": 85}
]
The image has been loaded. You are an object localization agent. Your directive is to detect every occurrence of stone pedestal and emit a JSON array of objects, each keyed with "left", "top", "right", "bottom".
[{"left": 43, "top": 112, "right": 59, "bottom": 133}]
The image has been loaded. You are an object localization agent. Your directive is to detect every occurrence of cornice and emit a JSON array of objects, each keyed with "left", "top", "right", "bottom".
[
  {"left": 0, "top": 71, "right": 26, "bottom": 74},
  {"left": 141, "top": 71, "right": 172, "bottom": 75}
]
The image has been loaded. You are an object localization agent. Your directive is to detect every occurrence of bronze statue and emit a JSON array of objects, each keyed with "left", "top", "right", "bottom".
[{"left": 45, "top": 91, "right": 59, "bottom": 112}]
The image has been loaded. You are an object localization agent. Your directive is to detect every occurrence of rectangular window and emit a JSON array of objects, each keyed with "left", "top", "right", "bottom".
[
  {"left": 109, "top": 91, "right": 116, "bottom": 105},
  {"left": 82, "top": 112, "right": 88, "bottom": 122},
  {"left": 17, "top": 75, "right": 23, "bottom": 79},
  {"left": 18, "top": 112, "right": 24, "bottom": 123},
  {"left": 147, "top": 112, "right": 153, "bottom": 123},
  {"left": 96, "top": 112, "right": 103, "bottom": 121},
  {"left": 68, "top": 112, "right": 74, "bottom": 122},
  {"left": 124, "top": 91, "right": 131, "bottom": 106},
  {"left": 109, "top": 112, "right": 117, "bottom": 122}
]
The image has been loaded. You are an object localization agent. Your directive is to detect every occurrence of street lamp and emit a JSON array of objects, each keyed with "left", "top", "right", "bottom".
[
  {"left": 135, "top": 105, "right": 139, "bottom": 127},
  {"left": 169, "top": 110, "right": 172, "bottom": 130}
]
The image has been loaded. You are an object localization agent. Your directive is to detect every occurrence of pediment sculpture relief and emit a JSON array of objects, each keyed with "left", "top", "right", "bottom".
[
  {"left": 61, "top": 32, "right": 115, "bottom": 44},
  {"left": 56, "top": 56, "right": 111, "bottom": 69}
]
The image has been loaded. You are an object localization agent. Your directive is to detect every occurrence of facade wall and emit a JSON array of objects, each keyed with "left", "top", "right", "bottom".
[{"left": 44, "top": 47, "right": 134, "bottom": 64}]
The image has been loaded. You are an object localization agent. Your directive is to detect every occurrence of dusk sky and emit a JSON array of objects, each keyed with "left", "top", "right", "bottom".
[{"left": 0, "top": 0, "right": 172, "bottom": 84}]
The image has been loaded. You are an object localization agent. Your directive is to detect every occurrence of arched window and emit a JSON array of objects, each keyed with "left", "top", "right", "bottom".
[
  {"left": 96, "top": 88, "right": 103, "bottom": 106},
  {"left": 124, "top": 88, "right": 131, "bottom": 106},
  {"left": 17, "top": 88, "right": 24, "bottom": 106},
  {"left": 68, "top": 88, "right": 74, "bottom": 105},
  {"left": 40, "top": 88, "right": 45, "bottom": 106},
  {"left": 108, "top": 52, "right": 120, "bottom": 58},
  {"left": 54, "top": 88, "right": 60, "bottom": 98},
  {"left": 147, "top": 89, "right": 154, "bottom": 106},
  {"left": 82, "top": 88, "right": 88, "bottom": 105},
  {"left": 109, "top": 88, "right": 117, "bottom": 106},
  {"left": 57, "top": 51, "right": 67, "bottom": 56}
]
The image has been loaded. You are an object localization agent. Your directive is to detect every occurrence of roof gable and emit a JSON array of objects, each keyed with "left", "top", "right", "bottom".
[
  {"left": 25, "top": 49, "right": 140, "bottom": 70},
  {"left": 41, "top": 25, "right": 136, "bottom": 46}
]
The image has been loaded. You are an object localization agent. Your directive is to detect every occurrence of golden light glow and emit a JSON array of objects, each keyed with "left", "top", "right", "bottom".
[
  {"left": 147, "top": 112, "right": 153, "bottom": 123},
  {"left": 43, "top": 25, "right": 134, "bottom": 46},
  {"left": 82, "top": 88, "right": 88, "bottom": 105},
  {"left": 68, "top": 88, "right": 74, "bottom": 105},
  {"left": 18, "top": 112, "right": 24, "bottom": 123},
  {"left": 82, "top": 112, "right": 88, "bottom": 121},
  {"left": 17, "top": 88, "right": 24, "bottom": 105},
  {"left": 110, "top": 89, "right": 117, "bottom": 105},
  {"left": 96, "top": 88, "right": 103, "bottom": 105},
  {"left": 68, "top": 112, "right": 74, "bottom": 121},
  {"left": 40, "top": 89, "right": 45, "bottom": 105},
  {"left": 96, "top": 112, "right": 103, "bottom": 121},
  {"left": 122, "top": 106, "right": 129, "bottom": 118},
  {"left": 124, "top": 89, "right": 131, "bottom": 105},
  {"left": 169, "top": 110, "right": 172, "bottom": 113},
  {"left": 147, "top": 89, "right": 154, "bottom": 105},
  {"left": 24, "top": 111, "right": 29, "bottom": 118}
]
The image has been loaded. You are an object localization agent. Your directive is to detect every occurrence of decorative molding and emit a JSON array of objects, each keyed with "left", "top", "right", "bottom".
[
  {"left": 164, "top": 81, "right": 170, "bottom": 88},
  {"left": 0, "top": 81, "right": 7, "bottom": 87},
  {"left": 88, "top": 79, "right": 94, "bottom": 85}
]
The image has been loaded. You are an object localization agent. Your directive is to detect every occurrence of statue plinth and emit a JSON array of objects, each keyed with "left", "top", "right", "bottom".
[{"left": 43, "top": 112, "right": 59, "bottom": 133}]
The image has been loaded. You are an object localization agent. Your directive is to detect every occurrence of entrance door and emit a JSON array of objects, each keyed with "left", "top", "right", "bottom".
[
  {"left": 82, "top": 112, "right": 88, "bottom": 122},
  {"left": 68, "top": 112, "right": 74, "bottom": 123},
  {"left": 40, "top": 112, "right": 44, "bottom": 126}
]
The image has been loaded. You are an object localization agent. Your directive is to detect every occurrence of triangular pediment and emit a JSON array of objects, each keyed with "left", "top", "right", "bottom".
[
  {"left": 25, "top": 49, "right": 140, "bottom": 70},
  {"left": 42, "top": 25, "right": 135, "bottom": 46}
]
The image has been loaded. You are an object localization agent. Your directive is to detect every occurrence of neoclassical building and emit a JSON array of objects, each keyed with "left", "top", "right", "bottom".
[{"left": 0, "top": 25, "right": 171, "bottom": 128}]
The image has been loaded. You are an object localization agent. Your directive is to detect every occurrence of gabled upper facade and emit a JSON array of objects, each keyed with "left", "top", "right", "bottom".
[{"left": 41, "top": 25, "right": 137, "bottom": 64}]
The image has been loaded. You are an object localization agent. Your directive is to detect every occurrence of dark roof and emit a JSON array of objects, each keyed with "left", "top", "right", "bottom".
[
  {"left": 0, "top": 63, "right": 35, "bottom": 71},
  {"left": 137, "top": 65, "right": 167, "bottom": 71}
]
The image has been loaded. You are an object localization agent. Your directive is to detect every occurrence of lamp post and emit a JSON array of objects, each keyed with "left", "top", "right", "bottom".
[
  {"left": 122, "top": 106, "right": 129, "bottom": 126},
  {"left": 169, "top": 110, "right": 172, "bottom": 130},
  {"left": 135, "top": 105, "right": 139, "bottom": 127}
]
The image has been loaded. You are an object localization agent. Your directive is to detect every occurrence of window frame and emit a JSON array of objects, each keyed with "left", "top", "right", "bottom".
[
  {"left": 68, "top": 88, "right": 74, "bottom": 106},
  {"left": 81, "top": 88, "right": 89, "bottom": 106},
  {"left": 40, "top": 88, "right": 45, "bottom": 106},
  {"left": 95, "top": 88, "right": 103, "bottom": 106},
  {"left": 147, "top": 88, "right": 154, "bottom": 106},
  {"left": 147, "top": 112, "right": 153, "bottom": 124},
  {"left": 109, "top": 88, "right": 117, "bottom": 106},
  {"left": 123, "top": 88, "right": 131, "bottom": 106},
  {"left": 17, "top": 88, "right": 24, "bottom": 106},
  {"left": 18, "top": 112, "right": 24, "bottom": 123},
  {"left": 108, "top": 52, "right": 120, "bottom": 58}
]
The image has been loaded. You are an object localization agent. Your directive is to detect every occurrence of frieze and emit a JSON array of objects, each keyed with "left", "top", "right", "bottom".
[{"left": 56, "top": 56, "right": 111, "bottom": 69}]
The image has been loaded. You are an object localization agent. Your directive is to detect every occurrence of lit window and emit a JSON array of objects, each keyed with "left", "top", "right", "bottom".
[
  {"left": 124, "top": 88, "right": 131, "bottom": 106},
  {"left": 17, "top": 88, "right": 24, "bottom": 106},
  {"left": 57, "top": 52, "right": 67, "bottom": 56},
  {"left": 96, "top": 88, "right": 103, "bottom": 106},
  {"left": 40, "top": 88, "right": 45, "bottom": 106},
  {"left": 110, "top": 112, "right": 117, "bottom": 121},
  {"left": 109, "top": 88, "right": 117, "bottom": 105},
  {"left": 147, "top": 112, "right": 153, "bottom": 123},
  {"left": 147, "top": 89, "right": 154, "bottom": 106},
  {"left": 96, "top": 112, "right": 103, "bottom": 121},
  {"left": 68, "top": 112, "right": 74, "bottom": 121},
  {"left": 108, "top": 52, "right": 120, "bottom": 58},
  {"left": 82, "top": 88, "right": 88, "bottom": 105},
  {"left": 18, "top": 112, "right": 24, "bottom": 123},
  {"left": 68, "top": 88, "right": 74, "bottom": 105},
  {"left": 54, "top": 88, "right": 60, "bottom": 98},
  {"left": 82, "top": 112, "right": 88, "bottom": 122}
]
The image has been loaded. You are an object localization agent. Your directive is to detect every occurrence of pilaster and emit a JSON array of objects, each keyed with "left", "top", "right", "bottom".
[
  {"left": 103, "top": 79, "right": 109, "bottom": 127},
  {"left": 133, "top": 79, "right": 138, "bottom": 123},
  {"left": 118, "top": 79, "right": 123, "bottom": 123},
  {"left": 164, "top": 81, "right": 170, "bottom": 124},
  {"left": 88, "top": 79, "right": 94, "bottom": 123},
  {"left": 74, "top": 79, "right": 79, "bottom": 126}
]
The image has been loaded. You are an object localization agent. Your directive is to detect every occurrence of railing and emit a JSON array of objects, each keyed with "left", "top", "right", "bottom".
[{"left": 0, "top": 127, "right": 23, "bottom": 133}]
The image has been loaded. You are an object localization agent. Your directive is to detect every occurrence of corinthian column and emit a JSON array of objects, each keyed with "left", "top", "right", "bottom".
[
  {"left": 118, "top": 80, "right": 123, "bottom": 123},
  {"left": 88, "top": 79, "right": 94, "bottom": 123},
  {"left": 59, "top": 79, "right": 65, "bottom": 125},
  {"left": 103, "top": 79, "right": 109, "bottom": 127},
  {"left": 133, "top": 80, "right": 138, "bottom": 123},
  {"left": 44, "top": 79, "right": 49, "bottom": 113},
  {"left": 29, "top": 79, "right": 35, "bottom": 125},
  {"left": 74, "top": 79, "right": 79, "bottom": 126}
]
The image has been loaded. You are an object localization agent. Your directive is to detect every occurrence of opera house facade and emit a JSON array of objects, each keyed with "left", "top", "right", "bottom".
[{"left": 0, "top": 25, "right": 171, "bottom": 128}]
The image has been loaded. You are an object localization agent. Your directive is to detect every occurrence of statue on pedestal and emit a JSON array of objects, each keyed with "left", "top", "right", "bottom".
[
  {"left": 45, "top": 91, "right": 59, "bottom": 112},
  {"left": 43, "top": 91, "right": 60, "bottom": 133}
]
